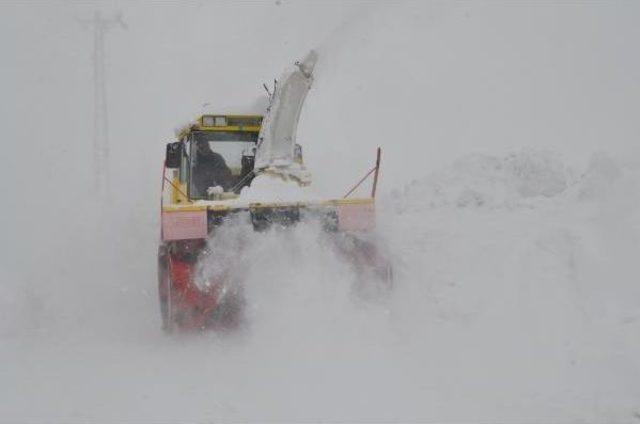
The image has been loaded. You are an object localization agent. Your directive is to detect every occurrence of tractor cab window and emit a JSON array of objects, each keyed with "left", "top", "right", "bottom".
[{"left": 189, "top": 131, "right": 258, "bottom": 199}]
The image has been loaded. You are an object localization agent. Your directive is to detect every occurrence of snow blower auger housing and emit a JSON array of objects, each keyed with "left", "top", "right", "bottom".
[{"left": 157, "top": 51, "right": 391, "bottom": 332}]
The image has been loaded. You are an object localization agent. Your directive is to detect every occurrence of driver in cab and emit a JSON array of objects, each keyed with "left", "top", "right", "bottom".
[{"left": 192, "top": 139, "right": 233, "bottom": 196}]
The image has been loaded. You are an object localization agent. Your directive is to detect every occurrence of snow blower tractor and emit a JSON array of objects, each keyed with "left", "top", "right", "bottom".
[{"left": 157, "top": 51, "right": 391, "bottom": 332}]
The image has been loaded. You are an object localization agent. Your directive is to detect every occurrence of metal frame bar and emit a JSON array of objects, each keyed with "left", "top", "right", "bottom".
[{"left": 343, "top": 147, "right": 382, "bottom": 199}]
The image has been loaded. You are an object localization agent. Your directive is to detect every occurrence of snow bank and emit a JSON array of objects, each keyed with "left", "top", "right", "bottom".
[
  {"left": 392, "top": 149, "right": 574, "bottom": 211},
  {"left": 376, "top": 151, "right": 640, "bottom": 422}
]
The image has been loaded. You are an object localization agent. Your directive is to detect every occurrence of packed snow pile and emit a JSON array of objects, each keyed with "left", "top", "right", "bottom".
[
  {"left": 374, "top": 150, "right": 640, "bottom": 422},
  {"left": 391, "top": 149, "right": 575, "bottom": 211},
  {"left": 238, "top": 173, "right": 321, "bottom": 203},
  {"left": 577, "top": 151, "right": 628, "bottom": 201}
]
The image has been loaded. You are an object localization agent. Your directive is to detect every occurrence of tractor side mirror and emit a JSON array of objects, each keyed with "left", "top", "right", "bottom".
[{"left": 165, "top": 142, "right": 183, "bottom": 168}]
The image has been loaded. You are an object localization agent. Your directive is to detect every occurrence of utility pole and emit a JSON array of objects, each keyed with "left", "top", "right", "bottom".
[{"left": 79, "top": 11, "right": 126, "bottom": 199}]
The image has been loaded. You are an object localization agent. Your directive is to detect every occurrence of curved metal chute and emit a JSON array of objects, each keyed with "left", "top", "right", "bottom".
[{"left": 254, "top": 50, "right": 317, "bottom": 183}]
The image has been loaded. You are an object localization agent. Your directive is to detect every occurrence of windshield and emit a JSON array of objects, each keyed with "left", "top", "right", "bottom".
[
  {"left": 192, "top": 131, "right": 257, "bottom": 170},
  {"left": 189, "top": 131, "right": 258, "bottom": 199}
]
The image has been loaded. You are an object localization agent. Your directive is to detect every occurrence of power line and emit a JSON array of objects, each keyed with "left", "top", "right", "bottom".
[{"left": 79, "top": 11, "right": 126, "bottom": 199}]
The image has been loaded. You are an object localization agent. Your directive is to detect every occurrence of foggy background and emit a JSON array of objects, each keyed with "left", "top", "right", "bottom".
[{"left": 1, "top": 1, "right": 639, "bottom": 422}]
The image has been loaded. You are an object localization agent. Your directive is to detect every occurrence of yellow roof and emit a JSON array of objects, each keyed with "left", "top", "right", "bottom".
[{"left": 176, "top": 114, "right": 263, "bottom": 139}]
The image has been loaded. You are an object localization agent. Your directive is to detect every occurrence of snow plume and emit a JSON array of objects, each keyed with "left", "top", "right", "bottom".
[{"left": 196, "top": 213, "right": 387, "bottom": 336}]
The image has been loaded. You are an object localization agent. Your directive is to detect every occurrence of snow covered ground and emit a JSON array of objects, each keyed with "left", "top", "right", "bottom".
[
  {"left": 1, "top": 1, "right": 640, "bottom": 423},
  {"left": 1, "top": 150, "right": 638, "bottom": 423}
]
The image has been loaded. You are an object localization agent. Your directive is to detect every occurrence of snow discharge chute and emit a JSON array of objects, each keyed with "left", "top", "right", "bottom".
[{"left": 254, "top": 50, "right": 318, "bottom": 184}]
